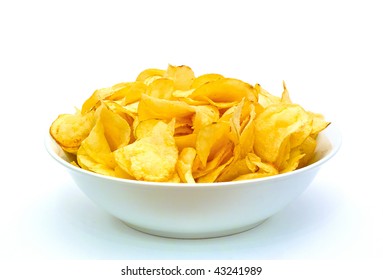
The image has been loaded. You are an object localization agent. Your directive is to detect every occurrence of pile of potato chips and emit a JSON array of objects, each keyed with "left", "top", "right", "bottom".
[{"left": 50, "top": 65, "right": 330, "bottom": 183}]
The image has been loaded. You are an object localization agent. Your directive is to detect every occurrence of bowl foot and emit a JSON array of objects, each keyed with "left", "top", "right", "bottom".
[{"left": 121, "top": 219, "right": 268, "bottom": 239}]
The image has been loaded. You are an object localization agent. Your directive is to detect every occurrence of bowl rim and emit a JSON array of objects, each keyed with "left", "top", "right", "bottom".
[{"left": 45, "top": 123, "right": 341, "bottom": 189}]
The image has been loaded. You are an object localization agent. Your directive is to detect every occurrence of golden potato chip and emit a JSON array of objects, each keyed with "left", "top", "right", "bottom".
[
  {"left": 232, "top": 153, "right": 278, "bottom": 181},
  {"left": 309, "top": 112, "right": 331, "bottom": 136},
  {"left": 174, "top": 133, "right": 197, "bottom": 151},
  {"left": 80, "top": 117, "right": 116, "bottom": 169},
  {"left": 176, "top": 147, "right": 197, "bottom": 183},
  {"left": 81, "top": 89, "right": 108, "bottom": 114},
  {"left": 106, "top": 82, "right": 134, "bottom": 101},
  {"left": 167, "top": 172, "right": 181, "bottom": 183},
  {"left": 193, "top": 141, "right": 233, "bottom": 179},
  {"left": 190, "top": 78, "right": 256, "bottom": 103},
  {"left": 146, "top": 78, "right": 174, "bottom": 99},
  {"left": 253, "top": 103, "right": 312, "bottom": 164},
  {"left": 50, "top": 109, "right": 95, "bottom": 154},
  {"left": 280, "top": 147, "right": 305, "bottom": 173},
  {"left": 114, "top": 165, "right": 135, "bottom": 180},
  {"left": 191, "top": 73, "right": 224, "bottom": 88},
  {"left": 114, "top": 121, "right": 178, "bottom": 182},
  {"left": 121, "top": 81, "right": 147, "bottom": 105},
  {"left": 192, "top": 105, "right": 220, "bottom": 133},
  {"left": 136, "top": 68, "right": 166, "bottom": 82},
  {"left": 81, "top": 82, "right": 127, "bottom": 114},
  {"left": 196, "top": 157, "right": 233, "bottom": 183},
  {"left": 138, "top": 94, "right": 195, "bottom": 121},
  {"left": 255, "top": 83, "right": 281, "bottom": 108},
  {"left": 166, "top": 64, "right": 195, "bottom": 90},
  {"left": 281, "top": 81, "right": 292, "bottom": 104},
  {"left": 216, "top": 157, "right": 252, "bottom": 182},
  {"left": 171, "top": 89, "right": 195, "bottom": 99},
  {"left": 298, "top": 135, "right": 317, "bottom": 168},
  {"left": 195, "top": 122, "right": 231, "bottom": 168},
  {"left": 77, "top": 146, "right": 116, "bottom": 177},
  {"left": 134, "top": 119, "right": 162, "bottom": 140},
  {"left": 97, "top": 104, "right": 131, "bottom": 151},
  {"left": 102, "top": 100, "right": 136, "bottom": 127},
  {"left": 236, "top": 104, "right": 257, "bottom": 159}
]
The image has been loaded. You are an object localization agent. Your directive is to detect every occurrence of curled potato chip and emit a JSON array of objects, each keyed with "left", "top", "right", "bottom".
[
  {"left": 77, "top": 146, "right": 116, "bottom": 177},
  {"left": 298, "top": 135, "right": 317, "bottom": 168},
  {"left": 138, "top": 94, "right": 195, "bottom": 121},
  {"left": 216, "top": 157, "right": 252, "bottom": 182},
  {"left": 146, "top": 78, "right": 174, "bottom": 99},
  {"left": 136, "top": 68, "right": 166, "bottom": 82},
  {"left": 193, "top": 141, "right": 233, "bottom": 179},
  {"left": 195, "top": 122, "right": 231, "bottom": 168},
  {"left": 174, "top": 133, "right": 197, "bottom": 151},
  {"left": 114, "top": 121, "right": 178, "bottom": 182},
  {"left": 121, "top": 81, "right": 147, "bottom": 105},
  {"left": 192, "top": 105, "right": 220, "bottom": 133},
  {"left": 191, "top": 73, "right": 224, "bottom": 88},
  {"left": 80, "top": 117, "right": 116, "bottom": 169},
  {"left": 190, "top": 78, "right": 256, "bottom": 103},
  {"left": 196, "top": 156, "right": 233, "bottom": 183},
  {"left": 134, "top": 119, "right": 162, "bottom": 140},
  {"left": 50, "top": 110, "right": 95, "bottom": 154},
  {"left": 166, "top": 64, "right": 195, "bottom": 90},
  {"left": 254, "top": 83, "right": 281, "bottom": 108},
  {"left": 253, "top": 103, "right": 312, "bottom": 165},
  {"left": 176, "top": 147, "right": 197, "bottom": 183},
  {"left": 50, "top": 64, "right": 330, "bottom": 183},
  {"left": 98, "top": 104, "right": 131, "bottom": 151}
]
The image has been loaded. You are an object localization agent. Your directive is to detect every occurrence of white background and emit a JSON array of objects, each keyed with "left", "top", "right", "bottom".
[{"left": 1, "top": 0, "right": 382, "bottom": 277}]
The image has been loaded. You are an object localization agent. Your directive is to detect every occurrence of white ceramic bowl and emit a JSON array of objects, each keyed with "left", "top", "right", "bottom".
[{"left": 45, "top": 124, "right": 341, "bottom": 239}]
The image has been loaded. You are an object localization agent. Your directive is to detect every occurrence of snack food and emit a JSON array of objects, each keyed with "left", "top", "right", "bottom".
[{"left": 50, "top": 65, "right": 330, "bottom": 183}]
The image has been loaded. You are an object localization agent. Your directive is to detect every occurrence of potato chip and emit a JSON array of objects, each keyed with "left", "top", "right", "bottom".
[
  {"left": 196, "top": 156, "right": 233, "bottom": 183},
  {"left": 216, "top": 157, "right": 252, "bottom": 182},
  {"left": 255, "top": 83, "right": 281, "bottom": 108},
  {"left": 98, "top": 104, "right": 131, "bottom": 151},
  {"left": 253, "top": 103, "right": 312, "bottom": 165},
  {"left": 195, "top": 122, "right": 231, "bottom": 168},
  {"left": 80, "top": 116, "right": 116, "bottom": 169},
  {"left": 114, "top": 165, "right": 135, "bottom": 180},
  {"left": 174, "top": 133, "right": 197, "bottom": 151},
  {"left": 193, "top": 141, "right": 233, "bottom": 179},
  {"left": 176, "top": 147, "right": 197, "bottom": 183},
  {"left": 281, "top": 81, "right": 292, "bottom": 104},
  {"left": 114, "top": 121, "right": 178, "bottom": 182},
  {"left": 136, "top": 68, "right": 166, "bottom": 82},
  {"left": 280, "top": 147, "right": 305, "bottom": 173},
  {"left": 106, "top": 82, "right": 135, "bottom": 101},
  {"left": 189, "top": 78, "right": 256, "bottom": 103},
  {"left": 121, "top": 81, "right": 147, "bottom": 105},
  {"left": 50, "top": 64, "right": 330, "bottom": 183},
  {"left": 81, "top": 83, "right": 128, "bottom": 114},
  {"left": 309, "top": 112, "right": 331, "bottom": 136},
  {"left": 298, "top": 135, "right": 317, "bottom": 168},
  {"left": 191, "top": 73, "right": 224, "bottom": 88},
  {"left": 138, "top": 94, "right": 195, "bottom": 121},
  {"left": 49, "top": 109, "right": 95, "bottom": 154},
  {"left": 166, "top": 64, "right": 195, "bottom": 90},
  {"left": 102, "top": 100, "right": 136, "bottom": 128},
  {"left": 77, "top": 145, "right": 116, "bottom": 177},
  {"left": 192, "top": 105, "right": 220, "bottom": 133},
  {"left": 146, "top": 78, "right": 174, "bottom": 99},
  {"left": 134, "top": 119, "right": 162, "bottom": 140},
  {"left": 232, "top": 153, "right": 278, "bottom": 181}
]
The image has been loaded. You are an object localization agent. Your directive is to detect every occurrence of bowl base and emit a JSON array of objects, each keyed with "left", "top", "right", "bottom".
[{"left": 121, "top": 219, "right": 268, "bottom": 239}]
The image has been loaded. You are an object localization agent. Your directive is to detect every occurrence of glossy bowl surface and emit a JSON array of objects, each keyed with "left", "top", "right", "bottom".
[{"left": 45, "top": 125, "right": 341, "bottom": 238}]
